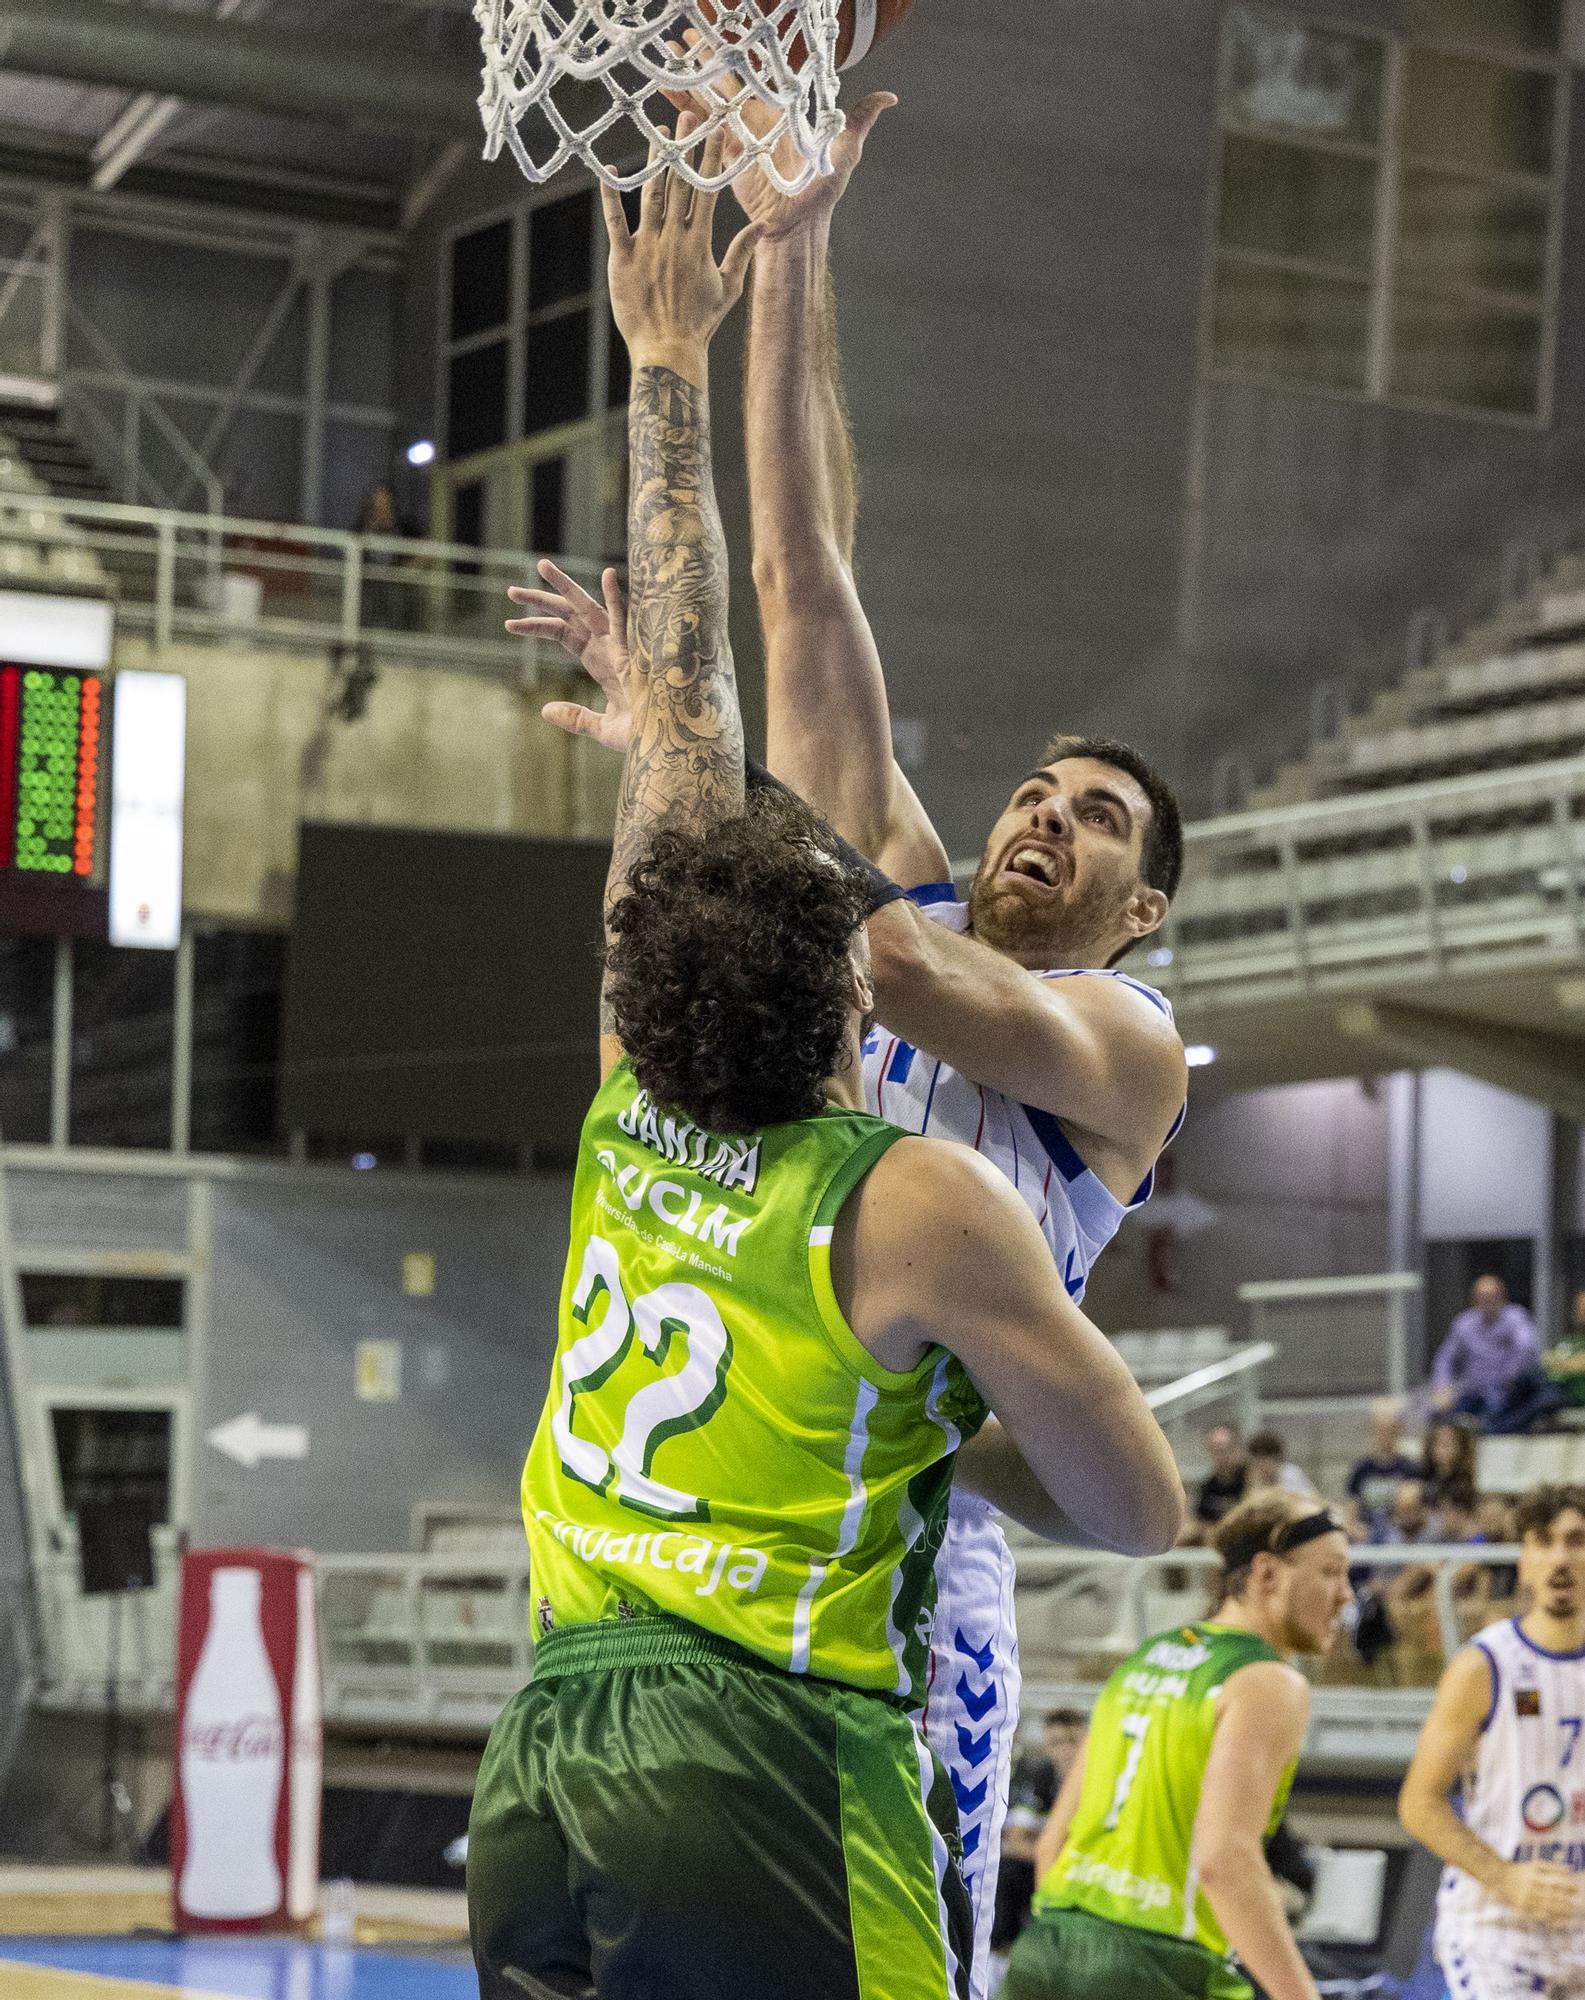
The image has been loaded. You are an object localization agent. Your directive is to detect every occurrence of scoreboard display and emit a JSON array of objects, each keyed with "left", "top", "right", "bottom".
[
  {"left": 0, "top": 663, "right": 103, "bottom": 878},
  {"left": 0, "top": 590, "right": 115, "bottom": 937}
]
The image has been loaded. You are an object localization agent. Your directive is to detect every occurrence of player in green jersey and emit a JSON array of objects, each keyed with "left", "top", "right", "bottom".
[
  {"left": 466, "top": 119, "right": 1184, "bottom": 2000},
  {"left": 1003, "top": 1489, "right": 1352, "bottom": 2000}
]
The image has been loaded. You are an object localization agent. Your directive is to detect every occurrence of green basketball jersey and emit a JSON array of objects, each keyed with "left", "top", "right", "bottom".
[
  {"left": 521, "top": 1059, "right": 989, "bottom": 1704},
  {"left": 1034, "top": 1623, "right": 1295, "bottom": 1969}
]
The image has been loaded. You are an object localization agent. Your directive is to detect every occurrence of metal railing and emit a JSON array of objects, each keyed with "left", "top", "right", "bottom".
[
  {"left": 24, "top": 1530, "right": 1528, "bottom": 1770},
  {"left": 1151, "top": 754, "right": 1585, "bottom": 1006},
  {"left": 0, "top": 485, "right": 602, "bottom": 676}
]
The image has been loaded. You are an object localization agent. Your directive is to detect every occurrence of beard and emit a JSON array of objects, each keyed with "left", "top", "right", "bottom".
[{"left": 967, "top": 861, "right": 1121, "bottom": 965}]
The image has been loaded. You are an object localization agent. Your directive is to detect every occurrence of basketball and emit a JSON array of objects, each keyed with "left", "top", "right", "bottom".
[{"left": 837, "top": 0, "right": 917, "bottom": 69}]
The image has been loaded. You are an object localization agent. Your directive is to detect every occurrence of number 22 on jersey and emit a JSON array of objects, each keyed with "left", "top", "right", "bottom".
[{"left": 551, "top": 1233, "right": 735, "bottom": 1523}]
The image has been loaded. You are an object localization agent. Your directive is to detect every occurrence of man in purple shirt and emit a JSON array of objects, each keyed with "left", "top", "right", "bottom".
[{"left": 1431, "top": 1275, "right": 1560, "bottom": 1433}]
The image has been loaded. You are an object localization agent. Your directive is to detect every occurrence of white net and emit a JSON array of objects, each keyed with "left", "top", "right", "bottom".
[{"left": 474, "top": 0, "right": 848, "bottom": 194}]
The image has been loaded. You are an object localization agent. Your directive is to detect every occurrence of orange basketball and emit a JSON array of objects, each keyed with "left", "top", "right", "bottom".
[
  {"left": 691, "top": 1, "right": 917, "bottom": 72},
  {"left": 835, "top": 0, "right": 917, "bottom": 69}
]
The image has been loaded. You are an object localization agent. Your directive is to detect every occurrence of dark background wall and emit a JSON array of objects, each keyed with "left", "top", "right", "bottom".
[{"left": 399, "top": 0, "right": 1585, "bottom": 844}]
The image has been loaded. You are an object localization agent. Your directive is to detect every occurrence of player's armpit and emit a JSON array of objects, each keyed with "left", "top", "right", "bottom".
[
  {"left": 837, "top": 1140, "right": 1184, "bottom": 1556},
  {"left": 866, "top": 899, "right": 1187, "bottom": 1156}
]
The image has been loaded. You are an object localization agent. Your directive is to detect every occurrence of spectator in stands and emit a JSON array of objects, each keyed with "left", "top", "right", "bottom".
[
  {"left": 1245, "top": 1429, "right": 1317, "bottom": 1498},
  {"left": 1433, "top": 1480, "right": 1482, "bottom": 1544},
  {"left": 994, "top": 1710, "right": 1088, "bottom": 1956},
  {"left": 1192, "top": 1423, "right": 1248, "bottom": 1531},
  {"left": 1388, "top": 1479, "right": 1434, "bottom": 1546},
  {"left": 1431, "top": 1275, "right": 1560, "bottom": 1434},
  {"left": 357, "top": 480, "right": 420, "bottom": 630},
  {"left": 1345, "top": 1398, "right": 1422, "bottom": 1541},
  {"left": 1420, "top": 1416, "right": 1479, "bottom": 1512},
  {"left": 1543, "top": 1288, "right": 1585, "bottom": 1408}
]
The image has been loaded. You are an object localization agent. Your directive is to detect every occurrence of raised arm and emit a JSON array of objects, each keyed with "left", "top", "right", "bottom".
[
  {"left": 839, "top": 1137, "right": 1184, "bottom": 1557},
  {"left": 596, "top": 130, "right": 762, "bottom": 1076},
  {"left": 1194, "top": 1663, "right": 1320, "bottom": 2000},
  {"left": 733, "top": 102, "right": 950, "bottom": 889}
]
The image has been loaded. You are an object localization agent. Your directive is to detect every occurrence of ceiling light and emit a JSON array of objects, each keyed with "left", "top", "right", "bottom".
[
  {"left": 1184, "top": 1045, "right": 1218, "bottom": 1069},
  {"left": 405, "top": 440, "right": 436, "bottom": 468}
]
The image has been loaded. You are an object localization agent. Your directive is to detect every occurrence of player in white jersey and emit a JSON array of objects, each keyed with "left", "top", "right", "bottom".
[
  {"left": 512, "top": 95, "right": 1188, "bottom": 1999},
  {"left": 1401, "top": 1484, "right": 1585, "bottom": 1999}
]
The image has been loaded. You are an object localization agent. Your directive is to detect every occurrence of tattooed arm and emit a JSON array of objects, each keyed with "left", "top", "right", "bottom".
[{"left": 596, "top": 126, "right": 762, "bottom": 1077}]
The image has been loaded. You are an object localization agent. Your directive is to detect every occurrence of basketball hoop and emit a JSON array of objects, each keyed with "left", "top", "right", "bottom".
[{"left": 473, "top": 1, "right": 848, "bottom": 195}]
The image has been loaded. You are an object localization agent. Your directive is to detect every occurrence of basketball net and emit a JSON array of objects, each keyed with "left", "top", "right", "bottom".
[{"left": 474, "top": 1, "right": 848, "bottom": 193}]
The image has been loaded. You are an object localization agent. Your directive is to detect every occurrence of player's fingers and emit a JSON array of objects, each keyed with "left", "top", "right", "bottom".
[
  {"left": 694, "top": 121, "right": 727, "bottom": 207},
  {"left": 505, "top": 616, "right": 570, "bottom": 640},
  {"left": 600, "top": 566, "right": 628, "bottom": 633},
  {"left": 540, "top": 701, "right": 600, "bottom": 738},
  {"left": 847, "top": 90, "right": 898, "bottom": 143},
  {"left": 719, "top": 222, "right": 765, "bottom": 304},
  {"left": 640, "top": 129, "right": 671, "bottom": 227},
  {"left": 537, "top": 559, "right": 601, "bottom": 614},
  {"left": 598, "top": 179, "right": 630, "bottom": 250},
  {"left": 506, "top": 588, "right": 571, "bottom": 615}
]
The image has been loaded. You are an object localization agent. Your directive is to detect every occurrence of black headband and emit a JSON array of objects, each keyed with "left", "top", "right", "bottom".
[{"left": 1271, "top": 1509, "right": 1344, "bottom": 1557}]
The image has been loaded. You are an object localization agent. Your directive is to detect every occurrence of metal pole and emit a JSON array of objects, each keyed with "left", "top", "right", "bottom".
[
  {"left": 154, "top": 518, "right": 175, "bottom": 653},
  {"left": 301, "top": 263, "right": 332, "bottom": 528},
  {"left": 170, "top": 927, "right": 193, "bottom": 1156},
  {"left": 38, "top": 191, "right": 66, "bottom": 380},
  {"left": 50, "top": 936, "right": 72, "bottom": 1150}
]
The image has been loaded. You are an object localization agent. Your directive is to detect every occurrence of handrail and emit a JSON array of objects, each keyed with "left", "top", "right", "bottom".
[
  {"left": 1239, "top": 1275, "right": 1422, "bottom": 1303},
  {"left": 1145, "top": 1340, "right": 1275, "bottom": 1414}
]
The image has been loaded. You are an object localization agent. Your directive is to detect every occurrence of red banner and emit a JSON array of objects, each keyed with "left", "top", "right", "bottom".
[{"left": 171, "top": 1548, "right": 322, "bottom": 1934}]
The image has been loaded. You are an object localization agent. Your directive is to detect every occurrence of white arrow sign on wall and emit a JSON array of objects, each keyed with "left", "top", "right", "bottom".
[{"left": 206, "top": 1412, "right": 310, "bottom": 1469}]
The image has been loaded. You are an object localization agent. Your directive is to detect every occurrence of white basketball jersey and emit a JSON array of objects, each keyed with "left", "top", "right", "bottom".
[
  {"left": 859, "top": 887, "right": 1183, "bottom": 1303},
  {"left": 1439, "top": 1617, "right": 1585, "bottom": 1932}
]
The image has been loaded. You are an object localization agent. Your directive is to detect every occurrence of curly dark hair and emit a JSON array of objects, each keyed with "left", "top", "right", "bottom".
[{"left": 604, "top": 787, "right": 871, "bottom": 1136}]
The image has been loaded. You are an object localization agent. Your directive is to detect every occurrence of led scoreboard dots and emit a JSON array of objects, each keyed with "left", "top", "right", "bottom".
[{"left": 0, "top": 663, "right": 103, "bottom": 878}]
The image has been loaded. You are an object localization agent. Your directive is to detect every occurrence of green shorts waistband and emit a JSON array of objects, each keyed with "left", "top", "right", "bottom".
[{"left": 531, "top": 1615, "right": 777, "bottom": 1681}]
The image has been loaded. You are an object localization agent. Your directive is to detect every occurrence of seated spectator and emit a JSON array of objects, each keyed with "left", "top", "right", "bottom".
[
  {"left": 994, "top": 1709, "right": 1087, "bottom": 1955},
  {"left": 1388, "top": 1479, "right": 1433, "bottom": 1545},
  {"left": 1192, "top": 1422, "right": 1248, "bottom": 1531},
  {"left": 1431, "top": 1274, "right": 1561, "bottom": 1434},
  {"left": 1245, "top": 1429, "right": 1317, "bottom": 1498},
  {"left": 1543, "top": 1288, "right": 1585, "bottom": 1407},
  {"left": 1420, "top": 1415, "right": 1478, "bottom": 1512},
  {"left": 1432, "top": 1479, "right": 1481, "bottom": 1544},
  {"left": 1345, "top": 1397, "right": 1421, "bottom": 1541}
]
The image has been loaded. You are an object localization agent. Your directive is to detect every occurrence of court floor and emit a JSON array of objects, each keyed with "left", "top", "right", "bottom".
[{"left": 0, "top": 1868, "right": 475, "bottom": 2000}]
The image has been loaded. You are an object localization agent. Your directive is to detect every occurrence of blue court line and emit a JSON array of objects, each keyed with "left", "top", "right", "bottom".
[{"left": 0, "top": 1936, "right": 476, "bottom": 2000}]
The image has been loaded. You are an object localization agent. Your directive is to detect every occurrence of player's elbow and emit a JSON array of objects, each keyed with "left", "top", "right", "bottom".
[
  {"left": 1104, "top": 1467, "right": 1187, "bottom": 1558},
  {"left": 752, "top": 534, "right": 852, "bottom": 613},
  {"left": 1196, "top": 1833, "right": 1267, "bottom": 1895}
]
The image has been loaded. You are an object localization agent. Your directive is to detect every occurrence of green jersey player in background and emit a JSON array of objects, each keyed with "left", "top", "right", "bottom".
[
  {"left": 466, "top": 121, "right": 1184, "bottom": 2000},
  {"left": 1003, "top": 1490, "right": 1352, "bottom": 2000}
]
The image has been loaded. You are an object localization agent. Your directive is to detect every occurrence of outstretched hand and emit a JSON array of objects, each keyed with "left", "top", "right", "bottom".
[
  {"left": 507, "top": 560, "right": 633, "bottom": 752},
  {"left": 665, "top": 33, "right": 895, "bottom": 241},
  {"left": 602, "top": 111, "right": 764, "bottom": 365}
]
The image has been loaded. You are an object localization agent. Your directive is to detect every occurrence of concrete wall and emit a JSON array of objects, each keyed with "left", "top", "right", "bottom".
[{"left": 116, "top": 633, "right": 620, "bottom": 924}]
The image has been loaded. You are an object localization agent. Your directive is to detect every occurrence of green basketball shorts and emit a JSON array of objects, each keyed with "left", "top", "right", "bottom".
[
  {"left": 1002, "top": 1906, "right": 1253, "bottom": 2000},
  {"left": 467, "top": 1616, "right": 973, "bottom": 2000}
]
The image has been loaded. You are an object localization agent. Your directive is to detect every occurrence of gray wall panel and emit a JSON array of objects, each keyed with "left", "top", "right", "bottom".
[{"left": 199, "top": 1172, "right": 571, "bottom": 1552}]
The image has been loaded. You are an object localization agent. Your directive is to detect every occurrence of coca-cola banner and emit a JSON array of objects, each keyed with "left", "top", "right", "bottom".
[{"left": 171, "top": 1549, "right": 322, "bottom": 1934}]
